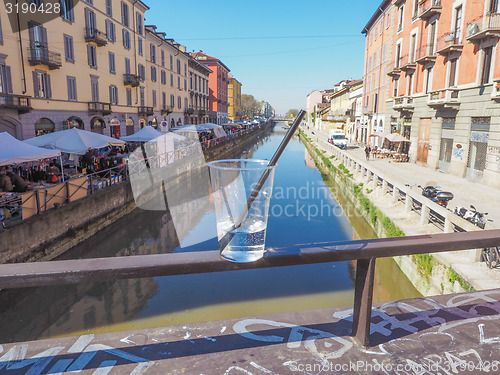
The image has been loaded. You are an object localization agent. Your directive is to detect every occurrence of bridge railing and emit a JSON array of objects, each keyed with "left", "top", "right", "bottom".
[{"left": 1, "top": 229, "right": 499, "bottom": 347}]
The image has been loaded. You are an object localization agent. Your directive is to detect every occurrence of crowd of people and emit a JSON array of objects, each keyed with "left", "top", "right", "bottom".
[{"left": 0, "top": 161, "right": 63, "bottom": 193}]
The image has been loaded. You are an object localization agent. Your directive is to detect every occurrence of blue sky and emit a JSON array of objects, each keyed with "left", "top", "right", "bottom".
[{"left": 145, "top": 0, "right": 377, "bottom": 115}]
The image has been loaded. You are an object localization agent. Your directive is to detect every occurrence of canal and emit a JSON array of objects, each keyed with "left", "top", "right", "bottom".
[{"left": 0, "top": 123, "right": 421, "bottom": 343}]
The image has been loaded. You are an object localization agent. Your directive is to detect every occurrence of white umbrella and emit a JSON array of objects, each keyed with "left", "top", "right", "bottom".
[
  {"left": 385, "top": 133, "right": 411, "bottom": 142},
  {"left": 0, "top": 132, "right": 61, "bottom": 166},
  {"left": 24, "top": 128, "right": 125, "bottom": 155},
  {"left": 121, "top": 126, "right": 162, "bottom": 142}
]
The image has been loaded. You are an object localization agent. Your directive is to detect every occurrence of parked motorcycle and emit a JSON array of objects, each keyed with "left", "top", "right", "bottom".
[
  {"left": 454, "top": 205, "right": 490, "bottom": 229},
  {"left": 418, "top": 181, "right": 454, "bottom": 208}
]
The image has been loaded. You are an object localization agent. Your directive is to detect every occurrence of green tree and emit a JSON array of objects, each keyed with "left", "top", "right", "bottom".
[
  {"left": 241, "top": 94, "right": 259, "bottom": 119},
  {"left": 286, "top": 109, "right": 300, "bottom": 118}
]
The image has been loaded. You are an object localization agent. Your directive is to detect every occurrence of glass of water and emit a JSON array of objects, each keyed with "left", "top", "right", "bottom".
[{"left": 208, "top": 159, "right": 276, "bottom": 262}]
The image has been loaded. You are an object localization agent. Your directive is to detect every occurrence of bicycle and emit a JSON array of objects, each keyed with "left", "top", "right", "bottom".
[{"left": 482, "top": 247, "right": 500, "bottom": 269}]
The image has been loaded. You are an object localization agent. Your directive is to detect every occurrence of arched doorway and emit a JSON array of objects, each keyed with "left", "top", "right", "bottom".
[
  {"left": 151, "top": 117, "right": 158, "bottom": 129},
  {"left": 68, "top": 116, "right": 84, "bottom": 129},
  {"left": 35, "top": 118, "right": 55, "bottom": 137},
  {"left": 139, "top": 118, "right": 146, "bottom": 129},
  {"left": 126, "top": 117, "right": 135, "bottom": 136},
  {"left": 0, "top": 117, "right": 20, "bottom": 138},
  {"left": 170, "top": 119, "right": 175, "bottom": 129},
  {"left": 90, "top": 116, "right": 105, "bottom": 134}
]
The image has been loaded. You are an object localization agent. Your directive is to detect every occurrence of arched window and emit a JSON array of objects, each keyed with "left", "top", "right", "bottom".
[
  {"left": 35, "top": 118, "right": 55, "bottom": 136},
  {"left": 177, "top": 96, "right": 181, "bottom": 109}
]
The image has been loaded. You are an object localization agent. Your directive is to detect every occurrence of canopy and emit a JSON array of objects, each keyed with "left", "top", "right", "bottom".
[
  {"left": 24, "top": 128, "right": 125, "bottom": 155},
  {"left": 120, "top": 126, "right": 162, "bottom": 142},
  {"left": 369, "top": 132, "right": 390, "bottom": 138},
  {"left": 0, "top": 132, "right": 61, "bottom": 166},
  {"left": 385, "top": 133, "right": 410, "bottom": 142}
]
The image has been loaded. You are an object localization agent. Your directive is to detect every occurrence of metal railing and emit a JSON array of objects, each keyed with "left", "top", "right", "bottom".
[
  {"left": 0, "top": 93, "right": 32, "bottom": 113},
  {"left": 466, "top": 12, "right": 500, "bottom": 41},
  {"left": 138, "top": 106, "right": 154, "bottom": 116},
  {"left": 27, "top": 45, "right": 62, "bottom": 69},
  {"left": 416, "top": 43, "right": 436, "bottom": 61},
  {"left": 123, "top": 73, "right": 140, "bottom": 87},
  {"left": 419, "top": 0, "right": 442, "bottom": 19},
  {"left": 436, "top": 30, "right": 463, "bottom": 54},
  {"left": 88, "top": 102, "right": 112, "bottom": 115},
  {"left": 84, "top": 27, "right": 108, "bottom": 46}
]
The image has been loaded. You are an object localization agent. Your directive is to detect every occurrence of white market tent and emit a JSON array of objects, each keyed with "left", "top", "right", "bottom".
[
  {"left": 24, "top": 128, "right": 125, "bottom": 155},
  {"left": 120, "top": 126, "right": 162, "bottom": 142},
  {"left": 0, "top": 132, "right": 61, "bottom": 167},
  {"left": 173, "top": 123, "right": 227, "bottom": 139}
]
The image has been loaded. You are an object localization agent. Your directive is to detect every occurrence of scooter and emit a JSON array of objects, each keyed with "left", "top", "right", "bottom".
[
  {"left": 454, "top": 205, "right": 490, "bottom": 229},
  {"left": 418, "top": 182, "right": 454, "bottom": 208}
]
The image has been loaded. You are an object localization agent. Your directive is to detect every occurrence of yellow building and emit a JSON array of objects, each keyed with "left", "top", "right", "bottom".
[
  {"left": 228, "top": 75, "right": 242, "bottom": 122},
  {"left": 0, "top": 0, "right": 149, "bottom": 139}
]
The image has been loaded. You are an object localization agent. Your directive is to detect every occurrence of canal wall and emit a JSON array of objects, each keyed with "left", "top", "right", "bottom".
[
  {"left": 0, "top": 122, "right": 273, "bottom": 264},
  {"left": 300, "top": 131, "right": 477, "bottom": 297}
]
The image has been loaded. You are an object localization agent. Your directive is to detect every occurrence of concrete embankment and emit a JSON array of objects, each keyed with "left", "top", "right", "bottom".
[
  {"left": 299, "top": 129, "right": 500, "bottom": 296},
  {"left": 0, "top": 122, "right": 273, "bottom": 264}
]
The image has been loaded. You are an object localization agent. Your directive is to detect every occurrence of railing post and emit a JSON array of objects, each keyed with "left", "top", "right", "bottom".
[
  {"left": 444, "top": 211, "right": 453, "bottom": 233},
  {"left": 420, "top": 204, "right": 430, "bottom": 225},
  {"left": 405, "top": 194, "right": 412, "bottom": 213},
  {"left": 352, "top": 257, "right": 376, "bottom": 348},
  {"left": 393, "top": 186, "right": 398, "bottom": 203},
  {"left": 382, "top": 180, "right": 388, "bottom": 194}
]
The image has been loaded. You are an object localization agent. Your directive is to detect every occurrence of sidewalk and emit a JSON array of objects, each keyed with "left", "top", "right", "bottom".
[{"left": 302, "top": 126, "right": 500, "bottom": 291}]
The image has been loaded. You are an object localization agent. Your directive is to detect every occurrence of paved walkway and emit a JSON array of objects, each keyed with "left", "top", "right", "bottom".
[
  {"left": 1, "top": 289, "right": 499, "bottom": 374},
  {"left": 302, "top": 126, "right": 500, "bottom": 291}
]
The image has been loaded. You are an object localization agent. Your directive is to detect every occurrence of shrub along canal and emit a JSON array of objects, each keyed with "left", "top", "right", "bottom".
[{"left": 0, "top": 123, "right": 420, "bottom": 343}]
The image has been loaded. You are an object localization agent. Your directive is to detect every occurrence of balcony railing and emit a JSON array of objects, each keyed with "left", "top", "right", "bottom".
[
  {"left": 427, "top": 88, "right": 460, "bottom": 107},
  {"left": 393, "top": 96, "right": 414, "bottom": 111},
  {"left": 123, "top": 74, "right": 140, "bottom": 87},
  {"left": 27, "top": 44, "right": 62, "bottom": 70},
  {"left": 416, "top": 43, "right": 437, "bottom": 64},
  {"left": 419, "top": 0, "right": 442, "bottom": 20},
  {"left": 185, "top": 107, "right": 194, "bottom": 115},
  {"left": 362, "top": 106, "right": 373, "bottom": 116},
  {"left": 387, "top": 58, "right": 402, "bottom": 77},
  {"left": 161, "top": 105, "right": 174, "bottom": 115},
  {"left": 88, "top": 102, "right": 112, "bottom": 115},
  {"left": 84, "top": 27, "right": 108, "bottom": 46},
  {"left": 436, "top": 31, "right": 463, "bottom": 56},
  {"left": 0, "top": 93, "right": 32, "bottom": 114},
  {"left": 138, "top": 106, "right": 154, "bottom": 117},
  {"left": 466, "top": 12, "right": 500, "bottom": 42}
]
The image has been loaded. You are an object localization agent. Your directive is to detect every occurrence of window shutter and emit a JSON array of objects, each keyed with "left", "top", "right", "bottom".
[
  {"left": 32, "top": 71, "right": 39, "bottom": 97},
  {"left": 41, "top": 26, "right": 48, "bottom": 46},
  {"left": 67, "top": 76, "right": 72, "bottom": 100},
  {"left": 46, "top": 74, "right": 52, "bottom": 98},
  {"left": 87, "top": 44, "right": 92, "bottom": 66},
  {"left": 5, "top": 66, "right": 12, "bottom": 94}
]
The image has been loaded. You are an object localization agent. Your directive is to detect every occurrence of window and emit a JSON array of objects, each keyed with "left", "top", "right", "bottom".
[
  {"left": 151, "top": 66, "right": 157, "bottom": 82},
  {"left": 91, "top": 77, "right": 99, "bottom": 102},
  {"left": 136, "top": 12, "right": 143, "bottom": 35},
  {"left": 490, "top": 0, "right": 499, "bottom": 12},
  {"left": 126, "top": 88, "right": 132, "bottom": 106},
  {"left": 184, "top": 63, "right": 187, "bottom": 76},
  {"left": 170, "top": 55, "right": 173, "bottom": 70},
  {"left": 393, "top": 78, "right": 399, "bottom": 97},
  {"left": 150, "top": 44, "right": 156, "bottom": 64},
  {"left": 140, "top": 87, "right": 145, "bottom": 106},
  {"left": 395, "top": 43, "right": 402, "bottom": 68},
  {"left": 161, "top": 50, "right": 165, "bottom": 67},
  {"left": 170, "top": 73, "right": 173, "bottom": 86},
  {"left": 178, "top": 96, "right": 181, "bottom": 109},
  {"left": 454, "top": 5, "right": 463, "bottom": 42},
  {"left": 185, "top": 98, "right": 188, "bottom": 110},
  {"left": 428, "top": 21, "right": 437, "bottom": 55},
  {"left": 162, "top": 92, "right": 166, "bottom": 106},
  {"left": 178, "top": 76, "right": 180, "bottom": 89},
  {"left": 184, "top": 79, "right": 187, "bottom": 90},
  {"left": 413, "top": 0, "right": 419, "bottom": 18},
  {"left": 161, "top": 70, "right": 166, "bottom": 84},
  {"left": 33, "top": 70, "right": 51, "bottom": 98},
  {"left": 177, "top": 59, "right": 181, "bottom": 74},
  {"left": 409, "top": 34, "right": 417, "bottom": 63},
  {"left": 87, "top": 44, "right": 97, "bottom": 68},
  {"left": 60, "top": 0, "right": 74, "bottom": 22},
  {"left": 152, "top": 90, "right": 157, "bottom": 107},
  {"left": 481, "top": 46, "right": 493, "bottom": 85},
  {"left": 109, "top": 85, "right": 118, "bottom": 105},
  {"left": 67, "top": 76, "right": 77, "bottom": 101},
  {"left": 109, "top": 52, "right": 115, "bottom": 73},
  {"left": 106, "top": 0, "right": 112, "bottom": 16},
  {"left": 63, "top": 34, "right": 74, "bottom": 62},
  {"left": 407, "top": 74, "right": 413, "bottom": 96},
  {"left": 121, "top": 2, "right": 129, "bottom": 27},
  {"left": 0, "top": 63, "right": 12, "bottom": 93},
  {"left": 138, "top": 64, "right": 145, "bottom": 81},
  {"left": 106, "top": 20, "right": 116, "bottom": 42},
  {"left": 448, "top": 58, "right": 457, "bottom": 87},
  {"left": 425, "top": 67, "right": 433, "bottom": 93},
  {"left": 386, "top": 13, "right": 390, "bottom": 29},
  {"left": 85, "top": 8, "right": 96, "bottom": 32},
  {"left": 398, "top": 5, "right": 404, "bottom": 32},
  {"left": 123, "top": 29, "right": 130, "bottom": 49},
  {"left": 125, "top": 58, "right": 131, "bottom": 74},
  {"left": 170, "top": 94, "right": 175, "bottom": 107},
  {"left": 138, "top": 37, "right": 143, "bottom": 55}
]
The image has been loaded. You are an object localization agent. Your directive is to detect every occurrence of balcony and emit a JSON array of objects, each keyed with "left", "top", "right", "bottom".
[
  {"left": 466, "top": 12, "right": 500, "bottom": 43},
  {"left": 419, "top": 0, "right": 442, "bottom": 20},
  {"left": 27, "top": 44, "right": 62, "bottom": 70},
  {"left": 84, "top": 27, "right": 108, "bottom": 46},
  {"left": 427, "top": 88, "right": 460, "bottom": 108},
  {"left": 387, "top": 59, "right": 402, "bottom": 77},
  {"left": 362, "top": 106, "right": 373, "bottom": 117},
  {"left": 399, "top": 54, "right": 417, "bottom": 73},
  {"left": 415, "top": 43, "right": 437, "bottom": 65},
  {"left": 161, "top": 105, "right": 174, "bottom": 115},
  {"left": 195, "top": 109, "right": 206, "bottom": 116},
  {"left": 185, "top": 107, "right": 194, "bottom": 115},
  {"left": 138, "top": 106, "right": 154, "bottom": 117},
  {"left": 491, "top": 79, "right": 500, "bottom": 101},
  {"left": 393, "top": 0, "right": 405, "bottom": 6},
  {"left": 123, "top": 74, "right": 140, "bottom": 87},
  {"left": 88, "top": 102, "right": 112, "bottom": 115},
  {"left": 393, "top": 96, "right": 414, "bottom": 112},
  {"left": 0, "top": 94, "right": 32, "bottom": 114},
  {"left": 436, "top": 31, "right": 463, "bottom": 56}
]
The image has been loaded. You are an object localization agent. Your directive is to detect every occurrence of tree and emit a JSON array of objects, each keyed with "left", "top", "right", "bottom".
[
  {"left": 286, "top": 109, "right": 300, "bottom": 118},
  {"left": 241, "top": 94, "right": 259, "bottom": 119}
]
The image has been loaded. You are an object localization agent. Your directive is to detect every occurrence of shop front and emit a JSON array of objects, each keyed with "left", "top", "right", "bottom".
[
  {"left": 91, "top": 117, "right": 105, "bottom": 134},
  {"left": 109, "top": 118, "right": 121, "bottom": 139},
  {"left": 35, "top": 118, "right": 55, "bottom": 137}
]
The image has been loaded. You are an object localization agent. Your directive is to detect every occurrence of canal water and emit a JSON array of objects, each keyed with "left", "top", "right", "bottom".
[{"left": 0, "top": 123, "right": 421, "bottom": 343}]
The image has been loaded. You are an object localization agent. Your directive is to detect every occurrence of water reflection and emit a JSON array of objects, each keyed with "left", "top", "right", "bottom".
[{"left": 0, "top": 123, "right": 420, "bottom": 343}]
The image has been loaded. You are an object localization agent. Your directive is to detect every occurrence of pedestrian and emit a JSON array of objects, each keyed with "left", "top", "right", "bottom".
[{"left": 365, "top": 145, "right": 370, "bottom": 160}]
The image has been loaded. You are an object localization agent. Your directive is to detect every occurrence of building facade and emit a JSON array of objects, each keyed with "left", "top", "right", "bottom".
[
  {"left": 376, "top": 0, "right": 500, "bottom": 187},
  {"left": 228, "top": 75, "right": 242, "bottom": 122},
  {"left": 362, "top": 0, "right": 395, "bottom": 147},
  {"left": 188, "top": 57, "right": 211, "bottom": 125},
  {"left": 190, "top": 52, "right": 230, "bottom": 125},
  {"left": 0, "top": 0, "right": 151, "bottom": 139}
]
